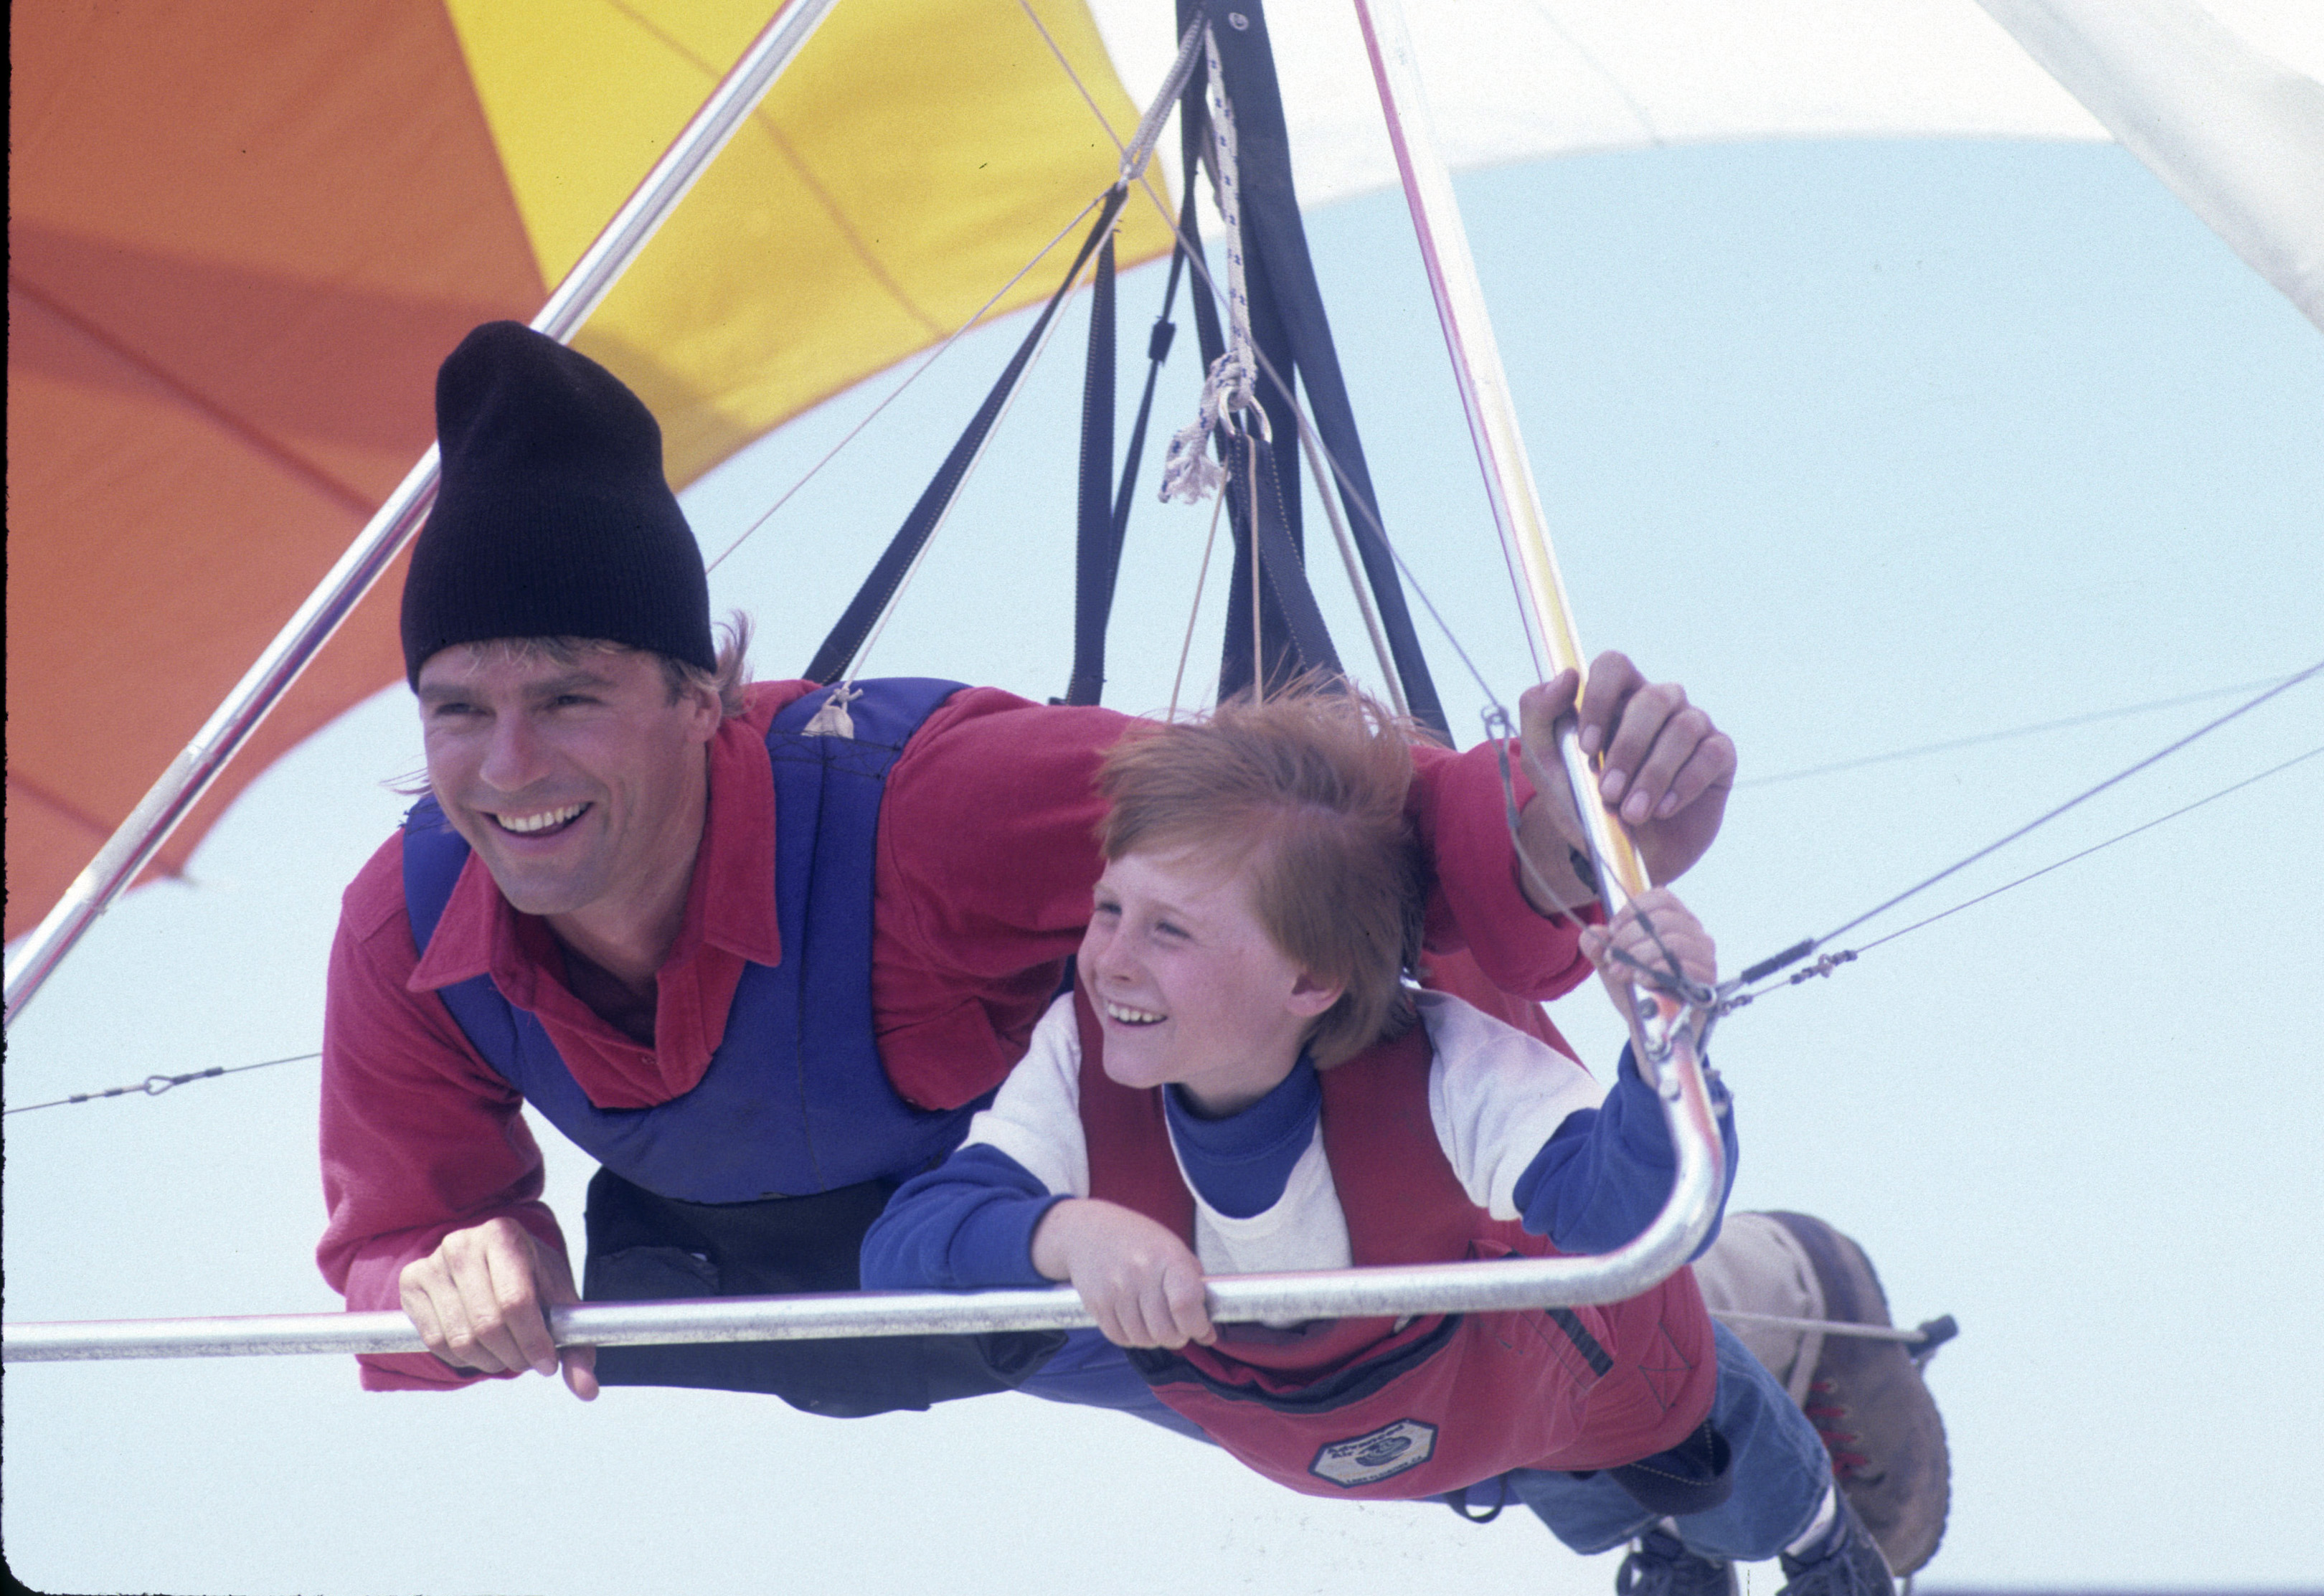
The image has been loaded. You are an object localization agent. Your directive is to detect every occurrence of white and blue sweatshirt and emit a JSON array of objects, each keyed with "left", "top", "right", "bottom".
[{"left": 861, "top": 990, "right": 1737, "bottom": 1295}]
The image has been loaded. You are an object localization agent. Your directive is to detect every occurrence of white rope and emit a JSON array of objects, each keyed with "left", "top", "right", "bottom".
[
  {"left": 1160, "top": 24, "right": 1265, "bottom": 506},
  {"left": 1168, "top": 488, "right": 1229, "bottom": 720},
  {"left": 1120, "top": 21, "right": 1203, "bottom": 183},
  {"left": 1711, "top": 1309, "right": 1945, "bottom": 1346}
]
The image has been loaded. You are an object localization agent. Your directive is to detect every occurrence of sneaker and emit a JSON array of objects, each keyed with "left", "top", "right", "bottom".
[
  {"left": 1615, "top": 1529, "right": 1738, "bottom": 1596},
  {"left": 1777, "top": 1492, "right": 1894, "bottom": 1595},
  {"left": 1765, "top": 1212, "right": 1950, "bottom": 1576}
]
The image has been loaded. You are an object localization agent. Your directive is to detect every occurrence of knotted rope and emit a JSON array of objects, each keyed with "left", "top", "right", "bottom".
[{"left": 1161, "top": 23, "right": 1266, "bottom": 504}]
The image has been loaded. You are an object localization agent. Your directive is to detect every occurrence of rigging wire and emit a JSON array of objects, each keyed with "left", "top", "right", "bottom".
[
  {"left": 1249, "top": 437, "right": 1266, "bottom": 703},
  {"left": 4, "top": 1051, "right": 318, "bottom": 1116},
  {"left": 1739, "top": 658, "right": 2323, "bottom": 984},
  {"left": 1739, "top": 671, "right": 2305, "bottom": 788},
  {"left": 1719, "top": 742, "right": 2323, "bottom": 1014},
  {"left": 1168, "top": 488, "right": 1232, "bottom": 719},
  {"left": 1298, "top": 420, "right": 1409, "bottom": 718},
  {"left": 849, "top": 243, "right": 1109, "bottom": 677},
  {"left": 1013, "top": 2, "right": 1187, "bottom": 234},
  {"left": 704, "top": 193, "right": 1105, "bottom": 575},
  {"left": 1013, "top": 1, "right": 1196, "bottom": 182}
]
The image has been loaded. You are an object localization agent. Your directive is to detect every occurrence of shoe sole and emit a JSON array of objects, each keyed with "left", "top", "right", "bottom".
[{"left": 1765, "top": 1212, "right": 1950, "bottom": 1577}]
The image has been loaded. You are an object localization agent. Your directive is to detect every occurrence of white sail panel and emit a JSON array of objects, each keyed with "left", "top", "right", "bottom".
[
  {"left": 1975, "top": 0, "right": 2324, "bottom": 330},
  {"left": 1090, "top": 0, "right": 2324, "bottom": 330},
  {"left": 1091, "top": 0, "right": 2113, "bottom": 209}
]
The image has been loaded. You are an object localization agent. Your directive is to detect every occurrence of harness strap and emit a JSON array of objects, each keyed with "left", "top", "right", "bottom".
[
  {"left": 1065, "top": 230, "right": 1119, "bottom": 707},
  {"left": 1178, "top": 0, "right": 1450, "bottom": 732},
  {"left": 804, "top": 184, "right": 1130, "bottom": 686},
  {"left": 1064, "top": 208, "right": 1194, "bottom": 707},
  {"left": 1220, "top": 427, "right": 1342, "bottom": 699}
]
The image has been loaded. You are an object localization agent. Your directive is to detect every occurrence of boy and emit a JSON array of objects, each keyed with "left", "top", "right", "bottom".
[{"left": 864, "top": 689, "right": 1891, "bottom": 1595}]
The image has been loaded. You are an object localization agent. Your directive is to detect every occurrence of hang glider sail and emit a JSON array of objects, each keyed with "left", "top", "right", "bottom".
[
  {"left": 6, "top": 0, "right": 1166, "bottom": 948},
  {"left": 8, "top": 0, "right": 2318, "bottom": 956}
]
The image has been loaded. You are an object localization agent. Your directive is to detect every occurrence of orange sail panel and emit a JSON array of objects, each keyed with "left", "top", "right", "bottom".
[{"left": 6, "top": 1, "right": 1168, "bottom": 943}]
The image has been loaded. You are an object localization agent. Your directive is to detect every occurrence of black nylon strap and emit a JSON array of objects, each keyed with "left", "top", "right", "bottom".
[
  {"left": 1065, "top": 212, "right": 1191, "bottom": 707},
  {"left": 1064, "top": 231, "right": 1118, "bottom": 706},
  {"left": 1217, "top": 429, "right": 1341, "bottom": 703},
  {"left": 1181, "top": 0, "right": 1450, "bottom": 735},
  {"left": 805, "top": 184, "right": 1131, "bottom": 686},
  {"left": 1113, "top": 244, "right": 1185, "bottom": 544}
]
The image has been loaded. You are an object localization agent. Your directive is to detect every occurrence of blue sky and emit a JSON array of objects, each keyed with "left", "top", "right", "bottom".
[{"left": 5, "top": 136, "right": 2320, "bottom": 1593}]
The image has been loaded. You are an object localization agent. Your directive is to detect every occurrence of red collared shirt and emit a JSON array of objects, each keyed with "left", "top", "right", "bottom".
[{"left": 318, "top": 681, "right": 1589, "bottom": 1388}]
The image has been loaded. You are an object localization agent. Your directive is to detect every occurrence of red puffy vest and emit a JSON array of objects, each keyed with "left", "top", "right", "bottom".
[{"left": 1073, "top": 989, "right": 1716, "bottom": 1499}]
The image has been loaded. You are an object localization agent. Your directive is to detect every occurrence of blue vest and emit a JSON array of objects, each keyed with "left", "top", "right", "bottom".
[{"left": 402, "top": 677, "right": 974, "bottom": 1204}]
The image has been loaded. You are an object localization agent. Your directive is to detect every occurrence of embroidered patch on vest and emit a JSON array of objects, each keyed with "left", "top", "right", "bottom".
[{"left": 1308, "top": 1418, "right": 1439, "bottom": 1488}]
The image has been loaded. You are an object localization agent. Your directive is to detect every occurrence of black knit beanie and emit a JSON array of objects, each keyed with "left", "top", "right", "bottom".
[{"left": 400, "top": 322, "right": 714, "bottom": 684}]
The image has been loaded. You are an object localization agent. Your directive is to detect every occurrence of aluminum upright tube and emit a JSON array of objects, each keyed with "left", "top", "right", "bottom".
[
  {"left": 4, "top": 0, "right": 844, "bottom": 1027},
  {"left": 531, "top": 0, "right": 841, "bottom": 341},
  {"left": 3, "top": 446, "right": 435, "bottom": 1026},
  {"left": 1349, "top": 0, "right": 1645, "bottom": 908}
]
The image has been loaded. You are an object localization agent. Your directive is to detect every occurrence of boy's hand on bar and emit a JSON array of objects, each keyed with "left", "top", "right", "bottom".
[
  {"left": 1518, "top": 651, "right": 1736, "bottom": 887},
  {"left": 1031, "top": 1198, "right": 1216, "bottom": 1349}
]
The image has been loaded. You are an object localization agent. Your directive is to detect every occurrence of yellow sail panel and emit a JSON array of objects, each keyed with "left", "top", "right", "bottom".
[{"left": 445, "top": 0, "right": 1175, "bottom": 486}]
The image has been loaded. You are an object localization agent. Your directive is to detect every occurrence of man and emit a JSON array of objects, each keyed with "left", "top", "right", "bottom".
[{"left": 318, "top": 324, "right": 1942, "bottom": 1577}]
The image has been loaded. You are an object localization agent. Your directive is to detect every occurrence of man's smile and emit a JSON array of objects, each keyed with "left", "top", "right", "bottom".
[{"left": 487, "top": 801, "right": 590, "bottom": 836}]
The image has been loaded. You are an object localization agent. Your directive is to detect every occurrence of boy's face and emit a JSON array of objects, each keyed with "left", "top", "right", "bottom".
[{"left": 1078, "top": 843, "right": 1341, "bottom": 1117}]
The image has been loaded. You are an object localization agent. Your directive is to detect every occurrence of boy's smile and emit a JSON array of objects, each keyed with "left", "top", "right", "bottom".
[{"left": 1077, "top": 844, "right": 1341, "bottom": 1117}]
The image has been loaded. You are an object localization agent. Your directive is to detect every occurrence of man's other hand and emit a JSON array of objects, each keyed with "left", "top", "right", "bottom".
[
  {"left": 399, "top": 1216, "right": 600, "bottom": 1399},
  {"left": 1518, "top": 651, "right": 1736, "bottom": 888}
]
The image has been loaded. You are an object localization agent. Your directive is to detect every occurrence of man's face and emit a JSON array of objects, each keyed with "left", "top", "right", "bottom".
[
  {"left": 417, "top": 643, "right": 720, "bottom": 931},
  {"left": 1076, "top": 843, "right": 1341, "bottom": 1116}
]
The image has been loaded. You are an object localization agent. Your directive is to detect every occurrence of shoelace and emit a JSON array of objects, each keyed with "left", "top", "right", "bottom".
[{"left": 1804, "top": 1377, "right": 1872, "bottom": 1478}]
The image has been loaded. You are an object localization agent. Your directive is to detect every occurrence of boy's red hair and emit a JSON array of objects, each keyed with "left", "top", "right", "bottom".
[{"left": 1095, "top": 683, "right": 1425, "bottom": 1067}]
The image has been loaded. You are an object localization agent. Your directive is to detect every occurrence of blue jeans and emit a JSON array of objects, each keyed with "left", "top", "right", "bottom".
[{"left": 1502, "top": 1322, "right": 1832, "bottom": 1560}]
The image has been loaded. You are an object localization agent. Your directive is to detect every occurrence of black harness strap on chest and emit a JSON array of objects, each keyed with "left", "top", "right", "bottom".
[{"left": 1065, "top": 229, "right": 1120, "bottom": 706}]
